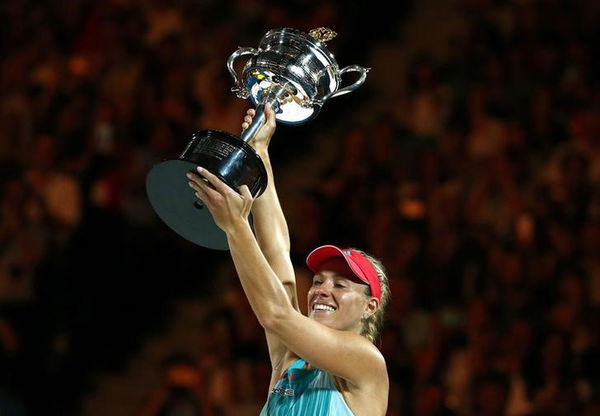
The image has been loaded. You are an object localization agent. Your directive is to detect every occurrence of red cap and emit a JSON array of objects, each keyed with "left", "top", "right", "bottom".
[{"left": 305, "top": 245, "right": 381, "bottom": 301}]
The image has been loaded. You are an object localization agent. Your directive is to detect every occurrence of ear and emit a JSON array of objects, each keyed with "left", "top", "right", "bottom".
[{"left": 363, "top": 297, "right": 380, "bottom": 319}]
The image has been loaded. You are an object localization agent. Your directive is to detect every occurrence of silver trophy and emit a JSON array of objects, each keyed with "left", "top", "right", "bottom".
[{"left": 146, "top": 28, "right": 369, "bottom": 250}]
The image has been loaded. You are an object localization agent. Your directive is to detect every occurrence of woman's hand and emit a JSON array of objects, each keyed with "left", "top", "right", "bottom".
[
  {"left": 242, "top": 104, "right": 276, "bottom": 153},
  {"left": 186, "top": 167, "right": 254, "bottom": 234}
]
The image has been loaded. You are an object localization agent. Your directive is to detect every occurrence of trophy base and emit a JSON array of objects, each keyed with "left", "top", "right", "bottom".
[{"left": 145, "top": 129, "right": 267, "bottom": 250}]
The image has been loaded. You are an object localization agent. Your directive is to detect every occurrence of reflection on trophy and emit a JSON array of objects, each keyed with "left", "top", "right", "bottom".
[{"left": 146, "top": 27, "right": 369, "bottom": 250}]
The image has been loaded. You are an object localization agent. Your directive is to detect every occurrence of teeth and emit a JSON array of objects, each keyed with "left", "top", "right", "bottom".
[{"left": 313, "top": 304, "right": 335, "bottom": 312}]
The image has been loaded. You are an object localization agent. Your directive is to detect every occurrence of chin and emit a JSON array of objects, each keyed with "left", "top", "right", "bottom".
[
  {"left": 310, "top": 313, "right": 338, "bottom": 328},
  {"left": 309, "top": 312, "right": 329, "bottom": 323}
]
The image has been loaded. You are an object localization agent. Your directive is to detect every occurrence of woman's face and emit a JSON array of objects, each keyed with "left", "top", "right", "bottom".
[{"left": 307, "top": 265, "right": 373, "bottom": 333}]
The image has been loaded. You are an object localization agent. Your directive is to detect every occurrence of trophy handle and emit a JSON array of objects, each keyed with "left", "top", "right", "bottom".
[
  {"left": 325, "top": 65, "right": 370, "bottom": 101},
  {"left": 227, "top": 47, "right": 259, "bottom": 99}
]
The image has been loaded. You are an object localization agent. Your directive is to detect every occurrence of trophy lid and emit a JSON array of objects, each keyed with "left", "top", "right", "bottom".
[
  {"left": 308, "top": 27, "right": 338, "bottom": 44},
  {"left": 261, "top": 27, "right": 339, "bottom": 66}
]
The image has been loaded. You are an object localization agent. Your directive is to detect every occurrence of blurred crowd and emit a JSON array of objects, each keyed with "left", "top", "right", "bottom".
[
  {"left": 306, "top": 0, "right": 599, "bottom": 414},
  {"left": 0, "top": 0, "right": 598, "bottom": 415}
]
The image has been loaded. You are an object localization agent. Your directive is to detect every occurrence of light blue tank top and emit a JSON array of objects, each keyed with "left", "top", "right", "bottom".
[{"left": 260, "top": 358, "right": 355, "bottom": 415}]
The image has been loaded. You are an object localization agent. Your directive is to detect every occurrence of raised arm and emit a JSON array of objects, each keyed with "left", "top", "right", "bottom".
[
  {"left": 186, "top": 169, "right": 387, "bottom": 392},
  {"left": 242, "top": 105, "right": 298, "bottom": 311},
  {"left": 240, "top": 105, "right": 298, "bottom": 375}
]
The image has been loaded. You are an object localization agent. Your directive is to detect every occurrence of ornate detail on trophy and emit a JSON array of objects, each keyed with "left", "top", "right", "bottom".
[
  {"left": 146, "top": 28, "right": 369, "bottom": 250},
  {"left": 308, "top": 27, "right": 338, "bottom": 44}
]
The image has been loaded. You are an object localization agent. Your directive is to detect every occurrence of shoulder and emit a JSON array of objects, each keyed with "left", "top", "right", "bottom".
[
  {"left": 338, "top": 336, "right": 388, "bottom": 388},
  {"left": 357, "top": 336, "right": 388, "bottom": 374},
  {"left": 334, "top": 348, "right": 389, "bottom": 415},
  {"left": 364, "top": 344, "right": 388, "bottom": 388}
]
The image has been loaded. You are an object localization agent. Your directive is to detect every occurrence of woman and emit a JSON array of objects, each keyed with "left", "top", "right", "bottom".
[{"left": 187, "top": 105, "right": 390, "bottom": 415}]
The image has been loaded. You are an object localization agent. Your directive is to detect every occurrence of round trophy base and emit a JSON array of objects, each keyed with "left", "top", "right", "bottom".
[{"left": 145, "top": 129, "right": 267, "bottom": 250}]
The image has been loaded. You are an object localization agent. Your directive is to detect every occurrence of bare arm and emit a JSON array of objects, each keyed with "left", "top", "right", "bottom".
[
  {"left": 188, "top": 106, "right": 297, "bottom": 373},
  {"left": 187, "top": 169, "right": 386, "bottom": 390},
  {"left": 242, "top": 105, "right": 298, "bottom": 311},
  {"left": 240, "top": 106, "right": 299, "bottom": 373}
]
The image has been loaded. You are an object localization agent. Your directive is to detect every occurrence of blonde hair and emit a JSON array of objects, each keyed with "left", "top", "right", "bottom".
[{"left": 353, "top": 249, "right": 390, "bottom": 344}]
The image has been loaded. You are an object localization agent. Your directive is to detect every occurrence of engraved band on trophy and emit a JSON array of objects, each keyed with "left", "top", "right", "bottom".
[{"left": 145, "top": 27, "right": 369, "bottom": 250}]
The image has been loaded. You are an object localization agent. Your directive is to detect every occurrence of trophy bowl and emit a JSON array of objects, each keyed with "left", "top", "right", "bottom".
[
  {"left": 230, "top": 27, "right": 369, "bottom": 125},
  {"left": 146, "top": 27, "right": 369, "bottom": 250}
]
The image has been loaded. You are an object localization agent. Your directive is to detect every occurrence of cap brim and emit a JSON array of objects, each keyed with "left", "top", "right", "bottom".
[{"left": 306, "top": 245, "right": 368, "bottom": 286}]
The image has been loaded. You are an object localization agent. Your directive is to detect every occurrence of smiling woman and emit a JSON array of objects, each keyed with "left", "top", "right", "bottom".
[
  {"left": 186, "top": 105, "right": 390, "bottom": 415},
  {"left": 306, "top": 246, "right": 390, "bottom": 344}
]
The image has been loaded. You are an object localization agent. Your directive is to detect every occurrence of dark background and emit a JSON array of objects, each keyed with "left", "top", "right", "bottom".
[{"left": 0, "top": 0, "right": 598, "bottom": 415}]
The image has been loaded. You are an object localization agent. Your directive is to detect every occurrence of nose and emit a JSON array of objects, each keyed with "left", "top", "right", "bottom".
[{"left": 310, "top": 285, "right": 332, "bottom": 298}]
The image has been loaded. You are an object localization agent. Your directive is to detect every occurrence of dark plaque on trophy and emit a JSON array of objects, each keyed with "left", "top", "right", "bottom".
[{"left": 146, "top": 28, "right": 369, "bottom": 249}]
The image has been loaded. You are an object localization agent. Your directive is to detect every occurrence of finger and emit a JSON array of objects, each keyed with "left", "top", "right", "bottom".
[
  {"left": 239, "top": 185, "right": 254, "bottom": 213},
  {"left": 193, "top": 188, "right": 205, "bottom": 201},
  {"left": 188, "top": 179, "right": 201, "bottom": 193},
  {"left": 186, "top": 172, "right": 210, "bottom": 190},
  {"left": 239, "top": 184, "right": 252, "bottom": 201},
  {"left": 189, "top": 170, "right": 222, "bottom": 200},
  {"left": 193, "top": 188, "right": 213, "bottom": 211},
  {"left": 247, "top": 108, "right": 255, "bottom": 117},
  {"left": 196, "top": 166, "right": 231, "bottom": 195},
  {"left": 264, "top": 104, "right": 276, "bottom": 127},
  {"left": 186, "top": 171, "right": 200, "bottom": 183},
  {"left": 188, "top": 177, "right": 206, "bottom": 199},
  {"left": 188, "top": 179, "right": 219, "bottom": 205},
  {"left": 241, "top": 114, "right": 253, "bottom": 132}
]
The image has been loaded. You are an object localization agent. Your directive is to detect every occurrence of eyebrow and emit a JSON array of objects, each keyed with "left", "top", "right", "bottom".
[
  {"left": 313, "top": 272, "right": 351, "bottom": 281},
  {"left": 314, "top": 271, "right": 339, "bottom": 277}
]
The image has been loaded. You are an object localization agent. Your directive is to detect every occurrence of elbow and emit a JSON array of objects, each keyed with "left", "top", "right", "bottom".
[{"left": 259, "top": 304, "right": 292, "bottom": 333}]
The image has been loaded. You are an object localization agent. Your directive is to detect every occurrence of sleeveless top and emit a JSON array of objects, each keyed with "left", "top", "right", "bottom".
[{"left": 260, "top": 358, "right": 355, "bottom": 415}]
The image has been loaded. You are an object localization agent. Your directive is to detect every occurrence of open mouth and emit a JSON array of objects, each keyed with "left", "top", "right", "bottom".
[{"left": 312, "top": 303, "right": 336, "bottom": 312}]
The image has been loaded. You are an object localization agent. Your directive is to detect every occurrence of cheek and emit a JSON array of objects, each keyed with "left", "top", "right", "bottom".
[
  {"left": 338, "top": 293, "right": 366, "bottom": 312},
  {"left": 306, "top": 288, "right": 321, "bottom": 308}
]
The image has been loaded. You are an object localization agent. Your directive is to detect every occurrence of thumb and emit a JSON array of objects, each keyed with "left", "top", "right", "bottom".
[
  {"left": 239, "top": 184, "right": 253, "bottom": 200},
  {"left": 239, "top": 185, "right": 254, "bottom": 215},
  {"left": 264, "top": 104, "right": 276, "bottom": 127}
]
